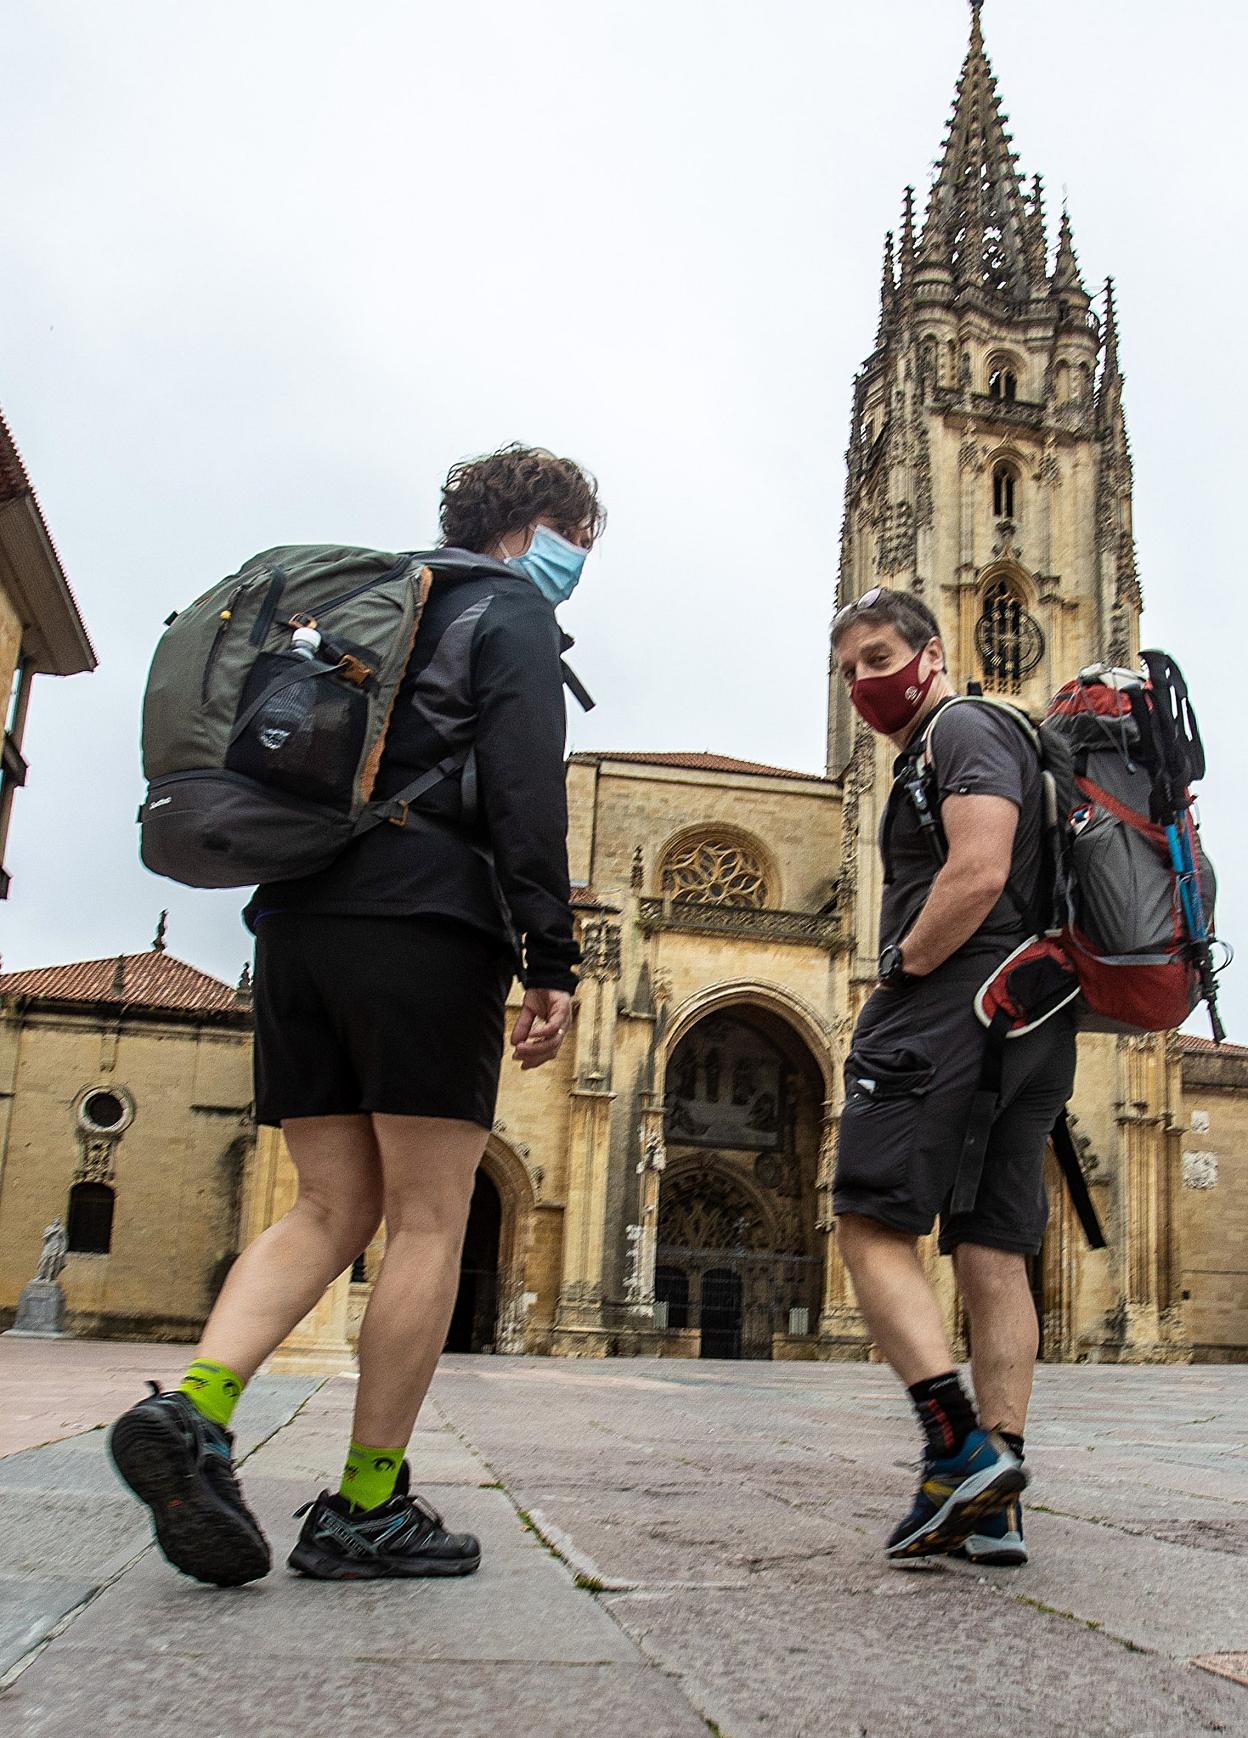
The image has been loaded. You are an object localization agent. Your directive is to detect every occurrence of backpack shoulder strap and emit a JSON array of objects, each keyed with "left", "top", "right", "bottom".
[
  {"left": 920, "top": 693, "right": 1041, "bottom": 774},
  {"left": 910, "top": 693, "right": 1048, "bottom": 928}
]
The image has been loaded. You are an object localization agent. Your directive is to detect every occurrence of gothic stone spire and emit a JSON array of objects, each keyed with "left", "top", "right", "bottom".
[
  {"left": 924, "top": 0, "right": 1031, "bottom": 301},
  {"left": 876, "top": 229, "right": 896, "bottom": 345}
]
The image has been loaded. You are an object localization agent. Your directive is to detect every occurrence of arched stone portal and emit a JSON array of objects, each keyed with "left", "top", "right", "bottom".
[
  {"left": 350, "top": 1130, "right": 537, "bottom": 1357},
  {"left": 655, "top": 1002, "right": 827, "bottom": 1360}
]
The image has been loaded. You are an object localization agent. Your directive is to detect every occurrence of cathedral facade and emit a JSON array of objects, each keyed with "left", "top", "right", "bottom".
[
  {"left": 250, "top": 3, "right": 1245, "bottom": 1372},
  {"left": 3, "top": 7, "right": 1242, "bottom": 1367}
]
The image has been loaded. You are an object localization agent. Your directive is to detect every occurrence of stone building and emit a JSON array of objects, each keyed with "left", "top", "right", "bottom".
[
  {"left": 2, "top": 4, "right": 1241, "bottom": 1367},
  {"left": 0, "top": 403, "right": 95, "bottom": 898},
  {"left": 295, "top": 0, "right": 1244, "bottom": 1369},
  {"left": 0, "top": 945, "right": 254, "bottom": 1338}
]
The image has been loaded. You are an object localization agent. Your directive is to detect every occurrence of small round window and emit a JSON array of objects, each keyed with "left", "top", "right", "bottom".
[{"left": 80, "top": 1090, "right": 128, "bottom": 1133}]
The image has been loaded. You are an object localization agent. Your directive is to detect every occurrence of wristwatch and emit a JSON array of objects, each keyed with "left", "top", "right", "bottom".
[{"left": 877, "top": 943, "right": 912, "bottom": 987}]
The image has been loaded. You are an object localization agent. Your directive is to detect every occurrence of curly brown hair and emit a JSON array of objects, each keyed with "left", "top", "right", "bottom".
[{"left": 439, "top": 443, "right": 605, "bottom": 555}]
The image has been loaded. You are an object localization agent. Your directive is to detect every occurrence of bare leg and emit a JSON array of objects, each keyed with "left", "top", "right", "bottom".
[
  {"left": 196, "top": 1115, "right": 384, "bottom": 1382},
  {"left": 351, "top": 1114, "right": 487, "bottom": 1448},
  {"left": 836, "top": 1213, "right": 954, "bottom": 1386},
  {"left": 953, "top": 1243, "right": 1038, "bottom": 1436}
]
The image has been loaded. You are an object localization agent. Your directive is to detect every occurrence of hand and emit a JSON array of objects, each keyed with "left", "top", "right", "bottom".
[{"left": 510, "top": 987, "right": 574, "bottom": 1071}]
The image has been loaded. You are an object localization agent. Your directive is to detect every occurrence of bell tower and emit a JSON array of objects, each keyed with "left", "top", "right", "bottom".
[{"left": 830, "top": 0, "right": 1141, "bottom": 978}]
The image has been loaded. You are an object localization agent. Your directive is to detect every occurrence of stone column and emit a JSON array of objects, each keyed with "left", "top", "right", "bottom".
[
  {"left": 816, "top": 1109, "right": 869, "bottom": 1358},
  {"left": 625, "top": 1105, "right": 666, "bottom": 1318},
  {"left": 551, "top": 918, "right": 621, "bottom": 1355},
  {"left": 243, "top": 1125, "right": 355, "bottom": 1374},
  {"left": 1115, "top": 1034, "right": 1190, "bottom": 1363}
]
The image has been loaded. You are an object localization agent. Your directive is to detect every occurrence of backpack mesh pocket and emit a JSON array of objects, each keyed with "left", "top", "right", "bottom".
[{"left": 225, "top": 652, "right": 369, "bottom": 811}]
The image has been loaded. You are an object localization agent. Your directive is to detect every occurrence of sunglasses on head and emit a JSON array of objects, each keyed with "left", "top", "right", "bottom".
[{"left": 831, "top": 586, "right": 883, "bottom": 636}]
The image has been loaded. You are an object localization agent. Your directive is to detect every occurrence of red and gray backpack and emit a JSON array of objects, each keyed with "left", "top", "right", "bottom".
[{"left": 912, "top": 650, "right": 1225, "bottom": 1246}]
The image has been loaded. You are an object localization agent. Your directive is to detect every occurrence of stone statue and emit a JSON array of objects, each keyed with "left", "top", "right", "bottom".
[
  {"left": 34, "top": 1219, "right": 68, "bottom": 1284},
  {"left": 5, "top": 1219, "right": 69, "bottom": 1338}
]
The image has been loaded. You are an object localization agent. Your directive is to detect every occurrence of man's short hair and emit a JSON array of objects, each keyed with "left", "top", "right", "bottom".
[{"left": 830, "top": 587, "right": 943, "bottom": 655}]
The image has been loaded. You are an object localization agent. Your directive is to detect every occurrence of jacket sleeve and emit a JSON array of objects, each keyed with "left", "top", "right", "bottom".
[{"left": 470, "top": 591, "right": 581, "bottom": 991}]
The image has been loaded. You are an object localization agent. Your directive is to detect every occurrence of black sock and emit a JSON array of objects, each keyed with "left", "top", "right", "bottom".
[
  {"left": 1000, "top": 1430, "right": 1025, "bottom": 1462},
  {"left": 907, "top": 1371, "right": 978, "bottom": 1460}
]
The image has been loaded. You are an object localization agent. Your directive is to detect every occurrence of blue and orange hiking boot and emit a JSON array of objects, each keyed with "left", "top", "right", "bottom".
[
  {"left": 287, "top": 1461, "right": 481, "bottom": 1581},
  {"left": 108, "top": 1382, "right": 270, "bottom": 1587},
  {"left": 886, "top": 1427, "right": 1026, "bottom": 1562},
  {"left": 956, "top": 1497, "right": 1029, "bottom": 1566}
]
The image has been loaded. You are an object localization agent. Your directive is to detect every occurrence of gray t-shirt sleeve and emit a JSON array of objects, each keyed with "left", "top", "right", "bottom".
[{"left": 928, "top": 703, "right": 1027, "bottom": 809}]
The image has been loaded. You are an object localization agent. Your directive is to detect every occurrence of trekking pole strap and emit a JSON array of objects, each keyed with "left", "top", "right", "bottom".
[
  {"left": 949, "top": 1007, "right": 1010, "bottom": 1218},
  {"left": 1050, "top": 1109, "right": 1107, "bottom": 1250}
]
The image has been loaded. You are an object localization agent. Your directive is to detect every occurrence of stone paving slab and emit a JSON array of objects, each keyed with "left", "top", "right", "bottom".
[
  {"left": 940, "top": 1511, "right": 1248, "bottom": 1660},
  {"left": 0, "top": 1340, "right": 195, "bottom": 1456},
  {"left": 0, "top": 1370, "right": 321, "bottom": 1683},
  {"left": 429, "top": 1357, "right": 1248, "bottom": 1736},
  {"left": 6, "top": 1654, "right": 711, "bottom": 1738},
  {"left": 4, "top": 1354, "right": 1248, "bottom": 1736},
  {"left": 0, "top": 1582, "right": 95, "bottom": 1687},
  {"left": 603, "top": 1581, "right": 1248, "bottom": 1738},
  {"left": 1, "top": 1366, "right": 709, "bottom": 1737},
  {"left": 53, "top": 1479, "right": 641, "bottom": 1667}
]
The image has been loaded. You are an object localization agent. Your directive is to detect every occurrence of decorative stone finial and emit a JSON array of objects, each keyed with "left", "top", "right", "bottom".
[{"left": 152, "top": 910, "right": 168, "bottom": 954}]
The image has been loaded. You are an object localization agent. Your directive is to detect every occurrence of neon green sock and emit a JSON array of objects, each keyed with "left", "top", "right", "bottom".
[
  {"left": 177, "top": 1359, "right": 245, "bottom": 1429},
  {"left": 340, "top": 1442, "right": 405, "bottom": 1511}
]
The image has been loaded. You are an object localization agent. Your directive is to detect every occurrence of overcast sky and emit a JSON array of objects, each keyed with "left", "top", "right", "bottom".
[{"left": 2, "top": 0, "right": 1243, "bottom": 1039}]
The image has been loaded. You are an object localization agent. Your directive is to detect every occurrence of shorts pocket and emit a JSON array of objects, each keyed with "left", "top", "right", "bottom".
[{"left": 834, "top": 1043, "right": 936, "bottom": 1202}]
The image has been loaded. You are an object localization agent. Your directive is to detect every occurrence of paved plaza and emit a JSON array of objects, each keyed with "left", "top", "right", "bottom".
[{"left": 1, "top": 1344, "right": 1247, "bottom": 1736}]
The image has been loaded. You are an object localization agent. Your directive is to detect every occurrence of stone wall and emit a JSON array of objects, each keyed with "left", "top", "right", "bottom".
[
  {"left": 0, "top": 1003, "right": 253, "bottom": 1338},
  {"left": 1180, "top": 1046, "right": 1248, "bottom": 1359}
]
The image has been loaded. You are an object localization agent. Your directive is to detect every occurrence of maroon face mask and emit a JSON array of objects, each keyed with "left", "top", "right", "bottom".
[{"left": 850, "top": 647, "right": 936, "bottom": 736}]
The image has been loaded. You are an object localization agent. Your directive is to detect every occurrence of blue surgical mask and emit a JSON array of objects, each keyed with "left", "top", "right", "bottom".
[{"left": 511, "top": 524, "right": 588, "bottom": 605}]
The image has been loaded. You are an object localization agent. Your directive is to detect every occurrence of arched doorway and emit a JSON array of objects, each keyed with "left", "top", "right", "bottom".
[
  {"left": 444, "top": 1170, "right": 501, "bottom": 1353},
  {"left": 657, "top": 1003, "right": 826, "bottom": 1360}
]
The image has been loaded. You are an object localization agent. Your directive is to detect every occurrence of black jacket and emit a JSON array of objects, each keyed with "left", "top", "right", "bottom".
[{"left": 244, "top": 551, "right": 581, "bottom": 991}]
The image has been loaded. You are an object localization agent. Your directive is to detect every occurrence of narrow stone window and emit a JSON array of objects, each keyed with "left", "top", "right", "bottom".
[
  {"left": 988, "top": 367, "right": 1018, "bottom": 402},
  {"left": 992, "top": 463, "right": 1017, "bottom": 519},
  {"left": 67, "top": 1181, "right": 115, "bottom": 1255}
]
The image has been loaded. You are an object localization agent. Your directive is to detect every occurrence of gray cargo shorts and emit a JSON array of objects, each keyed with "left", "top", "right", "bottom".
[{"left": 832, "top": 956, "right": 1077, "bottom": 1255}]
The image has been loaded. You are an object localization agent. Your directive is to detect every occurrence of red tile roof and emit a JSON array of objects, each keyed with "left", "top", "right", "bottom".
[
  {"left": 1178, "top": 1034, "right": 1248, "bottom": 1058},
  {"left": 570, "top": 888, "right": 620, "bottom": 913},
  {"left": 0, "top": 952, "right": 243, "bottom": 1015},
  {"left": 571, "top": 751, "right": 824, "bottom": 782}
]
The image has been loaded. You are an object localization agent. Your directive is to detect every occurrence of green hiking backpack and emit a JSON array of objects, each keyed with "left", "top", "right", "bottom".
[{"left": 139, "top": 545, "right": 462, "bottom": 888}]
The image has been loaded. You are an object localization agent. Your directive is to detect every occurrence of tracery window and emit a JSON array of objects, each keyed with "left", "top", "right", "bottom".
[
  {"left": 659, "top": 835, "right": 769, "bottom": 909},
  {"left": 657, "top": 1167, "right": 766, "bottom": 1253},
  {"left": 988, "top": 367, "right": 1018, "bottom": 402},
  {"left": 975, "top": 579, "right": 1044, "bottom": 695}
]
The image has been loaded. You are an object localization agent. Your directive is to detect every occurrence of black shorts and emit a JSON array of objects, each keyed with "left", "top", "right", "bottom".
[
  {"left": 252, "top": 913, "right": 513, "bottom": 1129},
  {"left": 832, "top": 958, "right": 1077, "bottom": 1255}
]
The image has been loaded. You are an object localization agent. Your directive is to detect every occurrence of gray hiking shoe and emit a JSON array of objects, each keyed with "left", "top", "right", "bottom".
[
  {"left": 287, "top": 1461, "right": 481, "bottom": 1580},
  {"left": 108, "top": 1383, "right": 270, "bottom": 1586}
]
